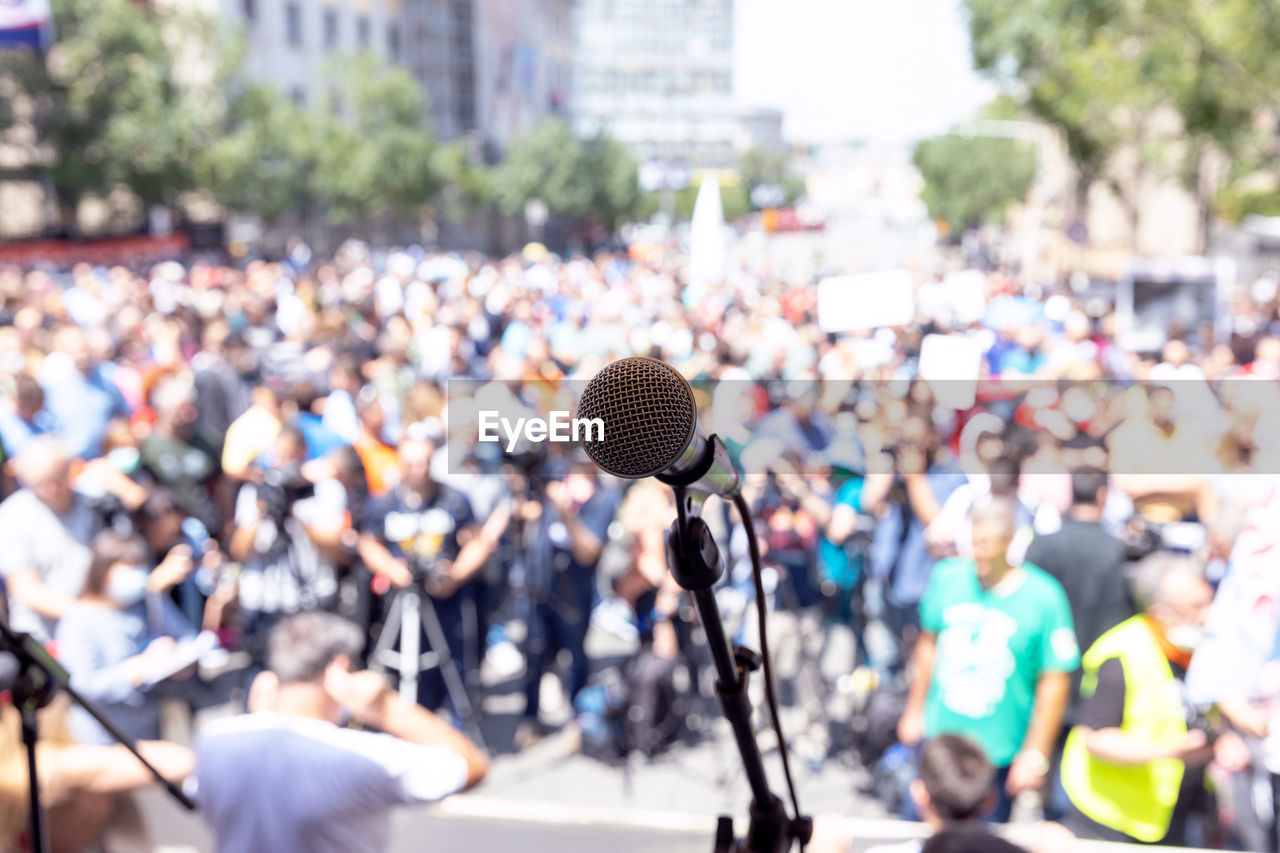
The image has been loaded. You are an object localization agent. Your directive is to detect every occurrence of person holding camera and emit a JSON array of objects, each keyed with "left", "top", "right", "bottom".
[
  {"left": 861, "top": 415, "right": 968, "bottom": 673},
  {"left": 358, "top": 437, "right": 506, "bottom": 713},
  {"left": 1059, "top": 554, "right": 1219, "bottom": 845},
  {"left": 228, "top": 426, "right": 347, "bottom": 661},
  {"left": 515, "top": 457, "right": 621, "bottom": 748}
]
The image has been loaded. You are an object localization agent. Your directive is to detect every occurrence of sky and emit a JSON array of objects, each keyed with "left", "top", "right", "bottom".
[{"left": 734, "top": 0, "right": 997, "bottom": 145}]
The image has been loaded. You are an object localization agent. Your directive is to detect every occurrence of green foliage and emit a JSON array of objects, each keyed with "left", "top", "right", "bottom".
[
  {"left": 912, "top": 132, "right": 1036, "bottom": 232},
  {"left": 0, "top": 0, "right": 223, "bottom": 217},
  {"left": 963, "top": 0, "right": 1279, "bottom": 233},
  {"left": 433, "top": 141, "right": 492, "bottom": 222},
  {"left": 195, "top": 86, "right": 318, "bottom": 223},
  {"left": 199, "top": 53, "right": 446, "bottom": 225},
  {"left": 1215, "top": 186, "right": 1280, "bottom": 223},
  {"left": 491, "top": 119, "right": 646, "bottom": 232},
  {"left": 737, "top": 147, "right": 804, "bottom": 208}
]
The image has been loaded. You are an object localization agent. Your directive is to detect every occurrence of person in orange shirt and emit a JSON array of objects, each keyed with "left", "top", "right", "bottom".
[{"left": 353, "top": 390, "right": 402, "bottom": 498}]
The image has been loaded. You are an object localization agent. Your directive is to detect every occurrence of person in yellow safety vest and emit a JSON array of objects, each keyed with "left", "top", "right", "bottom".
[{"left": 1059, "top": 554, "right": 1221, "bottom": 845}]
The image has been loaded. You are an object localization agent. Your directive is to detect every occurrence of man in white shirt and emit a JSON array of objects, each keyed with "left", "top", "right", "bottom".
[
  {"left": 194, "top": 612, "right": 489, "bottom": 853},
  {"left": 0, "top": 436, "right": 108, "bottom": 642}
]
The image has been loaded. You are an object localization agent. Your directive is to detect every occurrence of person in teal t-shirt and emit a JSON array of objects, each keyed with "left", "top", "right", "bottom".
[{"left": 898, "top": 495, "right": 1079, "bottom": 823}]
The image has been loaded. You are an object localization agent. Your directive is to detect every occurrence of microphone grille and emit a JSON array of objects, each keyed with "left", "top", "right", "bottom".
[{"left": 576, "top": 357, "right": 697, "bottom": 478}]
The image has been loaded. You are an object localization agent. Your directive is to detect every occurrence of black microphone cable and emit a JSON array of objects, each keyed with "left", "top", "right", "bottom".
[{"left": 733, "top": 490, "right": 804, "bottom": 848}]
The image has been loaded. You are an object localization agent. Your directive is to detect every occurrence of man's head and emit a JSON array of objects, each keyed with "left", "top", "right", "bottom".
[
  {"left": 138, "top": 488, "right": 185, "bottom": 552},
  {"left": 52, "top": 326, "right": 94, "bottom": 376},
  {"left": 356, "top": 387, "right": 385, "bottom": 437},
  {"left": 910, "top": 734, "right": 996, "bottom": 829},
  {"left": 987, "top": 456, "right": 1021, "bottom": 499},
  {"left": 264, "top": 612, "right": 366, "bottom": 723},
  {"left": 1132, "top": 554, "right": 1213, "bottom": 655},
  {"left": 1147, "top": 386, "right": 1176, "bottom": 430},
  {"left": 12, "top": 435, "right": 74, "bottom": 514},
  {"left": 1070, "top": 466, "right": 1108, "bottom": 508},
  {"left": 150, "top": 375, "right": 198, "bottom": 437},
  {"left": 14, "top": 374, "right": 43, "bottom": 423},
  {"left": 969, "top": 496, "right": 1017, "bottom": 588},
  {"left": 268, "top": 611, "right": 365, "bottom": 685},
  {"left": 399, "top": 437, "right": 437, "bottom": 494},
  {"left": 270, "top": 424, "right": 308, "bottom": 470}
]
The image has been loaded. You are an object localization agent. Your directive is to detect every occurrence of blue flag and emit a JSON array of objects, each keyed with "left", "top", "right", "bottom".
[{"left": 0, "top": 0, "right": 53, "bottom": 51}]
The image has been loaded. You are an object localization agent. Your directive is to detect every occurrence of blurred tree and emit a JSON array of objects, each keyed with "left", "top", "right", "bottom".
[
  {"left": 200, "top": 54, "right": 446, "bottom": 227},
  {"left": 912, "top": 130, "right": 1036, "bottom": 235},
  {"left": 328, "top": 54, "right": 443, "bottom": 223},
  {"left": 965, "top": 0, "right": 1157, "bottom": 236},
  {"left": 491, "top": 118, "right": 645, "bottom": 234},
  {"left": 195, "top": 85, "right": 321, "bottom": 224},
  {"left": 737, "top": 147, "right": 805, "bottom": 208},
  {"left": 432, "top": 140, "right": 492, "bottom": 222},
  {"left": 964, "top": 0, "right": 1279, "bottom": 250},
  {"left": 581, "top": 134, "right": 646, "bottom": 232},
  {"left": 0, "top": 0, "right": 224, "bottom": 233}
]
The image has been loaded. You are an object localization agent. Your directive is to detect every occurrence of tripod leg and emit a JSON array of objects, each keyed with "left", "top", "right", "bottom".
[
  {"left": 401, "top": 592, "right": 422, "bottom": 703},
  {"left": 420, "top": 594, "right": 487, "bottom": 750},
  {"left": 369, "top": 590, "right": 403, "bottom": 664}
]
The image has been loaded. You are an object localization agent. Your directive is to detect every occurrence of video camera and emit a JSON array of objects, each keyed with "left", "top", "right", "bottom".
[{"left": 258, "top": 466, "right": 315, "bottom": 523}]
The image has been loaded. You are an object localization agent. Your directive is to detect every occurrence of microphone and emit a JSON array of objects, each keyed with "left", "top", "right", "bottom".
[
  {"left": 574, "top": 356, "right": 811, "bottom": 851},
  {"left": 574, "top": 356, "right": 741, "bottom": 498}
]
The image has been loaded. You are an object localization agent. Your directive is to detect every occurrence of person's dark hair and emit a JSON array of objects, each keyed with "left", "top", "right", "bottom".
[
  {"left": 288, "top": 379, "right": 320, "bottom": 413},
  {"left": 14, "top": 374, "right": 42, "bottom": 412},
  {"left": 921, "top": 826, "right": 1027, "bottom": 853},
  {"left": 987, "top": 456, "right": 1021, "bottom": 496},
  {"left": 82, "top": 530, "right": 150, "bottom": 598},
  {"left": 330, "top": 444, "right": 370, "bottom": 524},
  {"left": 1070, "top": 466, "right": 1108, "bottom": 506},
  {"left": 276, "top": 424, "right": 308, "bottom": 457},
  {"left": 918, "top": 734, "right": 996, "bottom": 823},
  {"left": 137, "top": 488, "right": 182, "bottom": 526},
  {"left": 266, "top": 612, "right": 365, "bottom": 685}
]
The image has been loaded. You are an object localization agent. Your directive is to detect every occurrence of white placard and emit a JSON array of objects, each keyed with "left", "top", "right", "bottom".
[
  {"left": 919, "top": 333, "right": 984, "bottom": 410},
  {"left": 943, "top": 269, "right": 989, "bottom": 326},
  {"left": 817, "top": 270, "right": 915, "bottom": 332}
]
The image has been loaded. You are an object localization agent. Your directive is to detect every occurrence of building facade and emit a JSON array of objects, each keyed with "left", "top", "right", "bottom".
[
  {"left": 571, "top": 0, "right": 768, "bottom": 170},
  {"left": 198, "top": 0, "right": 477, "bottom": 139},
  {"left": 471, "top": 0, "right": 573, "bottom": 152}
]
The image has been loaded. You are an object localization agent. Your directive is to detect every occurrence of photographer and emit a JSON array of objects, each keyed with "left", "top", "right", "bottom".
[
  {"left": 861, "top": 415, "right": 967, "bottom": 673},
  {"left": 358, "top": 437, "right": 507, "bottom": 713},
  {"left": 515, "top": 457, "right": 621, "bottom": 748},
  {"left": 228, "top": 426, "right": 346, "bottom": 661},
  {"left": 1059, "top": 554, "right": 1220, "bottom": 845}
]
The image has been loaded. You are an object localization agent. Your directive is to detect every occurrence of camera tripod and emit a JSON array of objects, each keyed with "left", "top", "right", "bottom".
[{"left": 369, "top": 581, "right": 487, "bottom": 749}]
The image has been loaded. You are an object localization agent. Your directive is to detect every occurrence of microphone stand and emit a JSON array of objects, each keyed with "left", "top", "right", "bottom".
[
  {"left": 0, "top": 617, "right": 196, "bottom": 853},
  {"left": 658, "top": 435, "right": 812, "bottom": 853}
]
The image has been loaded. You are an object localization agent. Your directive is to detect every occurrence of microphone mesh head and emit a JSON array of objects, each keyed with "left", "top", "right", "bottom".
[{"left": 576, "top": 356, "right": 696, "bottom": 478}]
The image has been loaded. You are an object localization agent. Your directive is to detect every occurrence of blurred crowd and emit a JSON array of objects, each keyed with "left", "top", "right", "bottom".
[{"left": 0, "top": 239, "right": 1278, "bottom": 850}]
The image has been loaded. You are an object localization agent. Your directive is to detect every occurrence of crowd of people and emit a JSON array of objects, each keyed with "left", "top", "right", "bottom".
[{"left": 0, "top": 239, "right": 1278, "bottom": 850}]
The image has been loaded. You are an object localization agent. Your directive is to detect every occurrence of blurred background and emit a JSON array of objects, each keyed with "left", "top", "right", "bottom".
[{"left": 3, "top": 1, "right": 1280, "bottom": 852}]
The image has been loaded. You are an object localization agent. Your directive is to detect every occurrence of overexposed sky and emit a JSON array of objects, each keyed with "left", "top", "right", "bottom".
[{"left": 734, "top": 0, "right": 997, "bottom": 144}]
